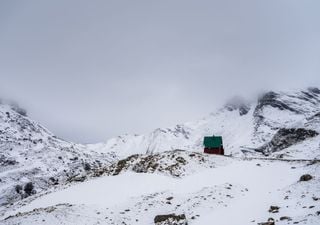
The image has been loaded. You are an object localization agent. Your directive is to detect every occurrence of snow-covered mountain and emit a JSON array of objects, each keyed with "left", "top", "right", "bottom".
[
  {"left": 1, "top": 87, "right": 320, "bottom": 225},
  {"left": 0, "top": 101, "right": 117, "bottom": 208},
  {"left": 88, "top": 87, "right": 320, "bottom": 159}
]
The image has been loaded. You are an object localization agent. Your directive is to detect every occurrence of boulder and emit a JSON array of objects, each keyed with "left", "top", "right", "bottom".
[
  {"left": 258, "top": 218, "right": 275, "bottom": 225},
  {"left": 299, "top": 174, "right": 313, "bottom": 182},
  {"left": 154, "top": 214, "right": 188, "bottom": 225},
  {"left": 268, "top": 206, "right": 280, "bottom": 213}
]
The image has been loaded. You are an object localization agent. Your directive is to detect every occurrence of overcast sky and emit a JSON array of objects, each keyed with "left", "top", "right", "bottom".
[{"left": 0, "top": 0, "right": 320, "bottom": 143}]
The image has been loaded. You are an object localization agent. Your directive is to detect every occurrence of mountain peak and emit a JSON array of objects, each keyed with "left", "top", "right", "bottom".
[
  {"left": 0, "top": 99, "right": 27, "bottom": 116},
  {"left": 224, "top": 96, "right": 251, "bottom": 116}
]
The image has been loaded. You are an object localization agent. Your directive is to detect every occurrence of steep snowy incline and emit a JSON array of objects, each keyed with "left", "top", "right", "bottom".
[
  {"left": 88, "top": 88, "right": 320, "bottom": 158},
  {"left": 0, "top": 101, "right": 117, "bottom": 209}
]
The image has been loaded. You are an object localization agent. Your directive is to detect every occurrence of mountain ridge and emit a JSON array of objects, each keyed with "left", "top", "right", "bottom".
[
  {"left": 0, "top": 101, "right": 117, "bottom": 208},
  {"left": 0, "top": 87, "right": 320, "bottom": 224},
  {"left": 88, "top": 87, "right": 320, "bottom": 159}
]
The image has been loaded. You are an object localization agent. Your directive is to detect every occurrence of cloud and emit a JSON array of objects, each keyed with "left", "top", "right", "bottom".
[{"left": 0, "top": 0, "right": 319, "bottom": 143}]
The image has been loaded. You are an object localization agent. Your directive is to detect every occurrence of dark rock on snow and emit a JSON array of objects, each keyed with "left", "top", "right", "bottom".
[
  {"left": 256, "top": 128, "right": 318, "bottom": 154},
  {"left": 268, "top": 205, "right": 280, "bottom": 213},
  {"left": 280, "top": 216, "right": 292, "bottom": 221},
  {"left": 255, "top": 92, "right": 298, "bottom": 113},
  {"left": 225, "top": 96, "right": 251, "bottom": 116},
  {"left": 154, "top": 214, "right": 187, "bottom": 225},
  {"left": 258, "top": 217, "right": 275, "bottom": 225},
  {"left": 299, "top": 174, "right": 313, "bottom": 182}
]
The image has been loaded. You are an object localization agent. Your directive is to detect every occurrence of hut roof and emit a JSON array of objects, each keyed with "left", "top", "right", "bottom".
[{"left": 203, "top": 136, "right": 223, "bottom": 148}]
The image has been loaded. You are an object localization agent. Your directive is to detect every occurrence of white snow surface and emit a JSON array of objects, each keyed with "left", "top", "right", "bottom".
[{"left": 3, "top": 157, "right": 320, "bottom": 225}]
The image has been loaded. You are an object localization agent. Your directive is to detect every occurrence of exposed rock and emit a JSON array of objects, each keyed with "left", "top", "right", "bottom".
[
  {"left": 268, "top": 205, "right": 280, "bottom": 213},
  {"left": 0, "top": 155, "right": 18, "bottom": 166},
  {"left": 24, "top": 182, "right": 35, "bottom": 196},
  {"left": 299, "top": 174, "right": 313, "bottom": 182},
  {"left": 93, "top": 150, "right": 216, "bottom": 178},
  {"left": 176, "top": 157, "right": 187, "bottom": 164},
  {"left": 9, "top": 102, "right": 27, "bottom": 116},
  {"left": 154, "top": 214, "right": 187, "bottom": 225},
  {"left": 256, "top": 128, "right": 318, "bottom": 154},
  {"left": 280, "top": 216, "right": 292, "bottom": 221},
  {"left": 83, "top": 162, "right": 91, "bottom": 171},
  {"left": 4, "top": 203, "right": 73, "bottom": 221},
  {"left": 312, "top": 197, "right": 319, "bottom": 201},
  {"left": 49, "top": 177, "right": 59, "bottom": 185},
  {"left": 69, "top": 176, "right": 86, "bottom": 183},
  {"left": 258, "top": 222, "right": 275, "bottom": 225},
  {"left": 225, "top": 96, "right": 251, "bottom": 116},
  {"left": 255, "top": 92, "right": 298, "bottom": 113},
  {"left": 258, "top": 217, "right": 275, "bottom": 225},
  {"left": 308, "top": 87, "right": 320, "bottom": 95},
  {"left": 112, "top": 155, "right": 139, "bottom": 175},
  {"left": 14, "top": 185, "right": 22, "bottom": 194}
]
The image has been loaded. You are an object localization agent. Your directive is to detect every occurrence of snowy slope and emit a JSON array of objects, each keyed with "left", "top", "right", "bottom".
[
  {"left": 0, "top": 101, "right": 117, "bottom": 210},
  {"left": 2, "top": 156, "right": 319, "bottom": 225},
  {"left": 88, "top": 87, "right": 320, "bottom": 159},
  {"left": 1, "top": 88, "right": 320, "bottom": 225}
]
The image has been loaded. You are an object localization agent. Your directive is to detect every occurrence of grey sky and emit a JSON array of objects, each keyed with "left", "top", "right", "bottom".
[{"left": 0, "top": 0, "right": 320, "bottom": 143}]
